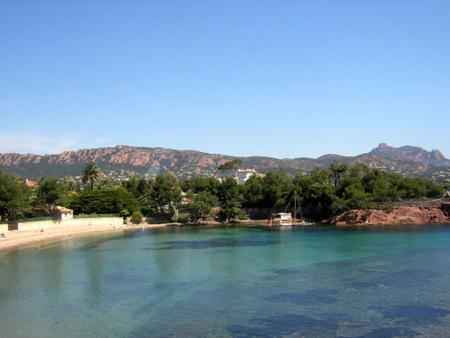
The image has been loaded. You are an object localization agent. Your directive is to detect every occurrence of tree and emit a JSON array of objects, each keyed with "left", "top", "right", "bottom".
[
  {"left": 149, "top": 174, "right": 182, "bottom": 216},
  {"left": 123, "top": 177, "right": 155, "bottom": 214},
  {"left": 218, "top": 159, "right": 242, "bottom": 171},
  {"left": 182, "top": 176, "right": 221, "bottom": 196},
  {"left": 35, "top": 177, "right": 66, "bottom": 213},
  {"left": 120, "top": 209, "right": 130, "bottom": 223},
  {"left": 329, "top": 162, "right": 348, "bottom": 189},
  {"left": 293, "top": 170, "right": 336, "bottom": 219},
  {"left": 218, "top": 178, "right": 244, "bottom": 222},
  {"left": 0, "top": 172, "right": 31, "bottom": 222},
  {"left": 219, "top": 199, "right": 245, "bottom": 222},
  {"left": 68, "top": 187, "right": 139, "bottom": 215},
  {"left": 218, "top": 178, "right": 240, "bottom": 203},
  {"left": 261, "top": 172, "right": 293, "bottom": 208},
  {"left": 241, "top": 175, "right": 265, "bottom": 207},
  {"left": 131, "top": 210, "right": 144, "bottom": 224},
  {"left": 63, "top": 177, "right": 77, "bottom": 192},
  {"left": 187, "top": 191, "right": 218, "bottom": 222},
  {"left": 82, "top": 162, "right": 102, "bottom": 191},
  {"left": 333, "top": 165, "right": 374, "bottom": 210},
  {"left": 122, "top": 177, "right": 152, "bottom": 198},
  {"left": 335, "top": 179, "right": 373, "bottom": 210}
]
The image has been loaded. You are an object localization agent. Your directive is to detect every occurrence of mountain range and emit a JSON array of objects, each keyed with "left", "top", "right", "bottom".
[{"left": 0, "top": 143, "right": 449, "bottom": 182}]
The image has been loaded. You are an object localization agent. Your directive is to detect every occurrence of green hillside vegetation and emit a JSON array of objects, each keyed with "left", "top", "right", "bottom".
[
  {"left": 0, "top": 163, "right": 445, "bottom": 224},
  {"left": 218, "top": 159, "right": 242, "bottom": 171}
]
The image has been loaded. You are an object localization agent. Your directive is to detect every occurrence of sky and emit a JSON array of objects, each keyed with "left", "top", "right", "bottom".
[{"left": 0, "top": 0, "right": 449, "bottom": 159}]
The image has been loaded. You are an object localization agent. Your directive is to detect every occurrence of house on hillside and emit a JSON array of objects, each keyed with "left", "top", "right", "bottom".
[
  {"left": 236, "top": 169, "right": 257, "bottom": 184},
  {"left": 25, "top": 178, "right": 38, "bottom": 189},
  {"left": 181, "top": 192, "right": 191, "bottom": 205},
  {"left": 216, "top": 168, "right": 263, "bottom": 184}
]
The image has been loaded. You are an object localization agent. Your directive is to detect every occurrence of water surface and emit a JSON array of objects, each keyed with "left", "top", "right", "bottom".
[{"left": 1, "top": 225, "right": 450, "bottom": 337}]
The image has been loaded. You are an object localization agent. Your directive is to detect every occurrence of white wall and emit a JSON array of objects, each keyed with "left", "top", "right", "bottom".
[
  {"left": 59, "top": 212, "right": 73, "bottom": 220},
  {"left": 14, "top": 217, "right": 124, "bottom": 232}
]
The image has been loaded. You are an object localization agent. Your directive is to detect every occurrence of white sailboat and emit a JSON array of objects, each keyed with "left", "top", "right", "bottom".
[{"left": 269, "top": 191, "right": 313, "bottom": 229}]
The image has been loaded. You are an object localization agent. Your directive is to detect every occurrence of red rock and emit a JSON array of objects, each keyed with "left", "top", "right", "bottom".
[{"left": 333, "top": 206, "right": 450, "bottom": 226}]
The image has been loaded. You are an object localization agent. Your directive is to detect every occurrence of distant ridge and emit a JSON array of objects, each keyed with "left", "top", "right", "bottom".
[{"left": 0, "top": 144, "right": 448, "bottom": 181}]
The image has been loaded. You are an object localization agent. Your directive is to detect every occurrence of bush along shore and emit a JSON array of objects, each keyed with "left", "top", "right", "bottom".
[{"left": 0, "top": 162, "right": 449, "bottom": 227}]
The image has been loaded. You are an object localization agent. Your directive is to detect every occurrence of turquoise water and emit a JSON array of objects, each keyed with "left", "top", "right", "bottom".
[{"left": 1, "top": 226, "right": 450, "bottom": 338}]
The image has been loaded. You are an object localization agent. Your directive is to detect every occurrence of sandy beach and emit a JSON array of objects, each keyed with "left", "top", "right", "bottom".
[{"left": 0, "top": 222, "right": 168, "bottom": 252}]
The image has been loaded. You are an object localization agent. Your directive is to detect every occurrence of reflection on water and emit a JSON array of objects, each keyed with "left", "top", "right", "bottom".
[
  {"left": 148, "top": 237, "right": 281, "bottom": 250},
  {"left": 0, "top": 226, "right": 450, "bottom": 337}
]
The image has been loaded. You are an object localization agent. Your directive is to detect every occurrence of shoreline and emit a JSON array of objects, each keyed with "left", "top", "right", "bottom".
[
  {"left": 2, "top": 215, "right": 450, "bottom": 253},
  {"left": 0, "top": 222, "right": 169, "bottom": 253}
]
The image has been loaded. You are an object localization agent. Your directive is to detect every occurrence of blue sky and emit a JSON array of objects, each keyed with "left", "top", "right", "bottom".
[{"left": 0, "top": 0, "right": 449, "bottom": 158}]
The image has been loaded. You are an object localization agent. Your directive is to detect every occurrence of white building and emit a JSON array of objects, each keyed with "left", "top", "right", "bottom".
[
  {"left": 216, "top": 167, "right": 262, "bottom": 184},
  {"left": 53, "top": 206, "right": 74, "bottom": 221},
  {"left": 235, "top": 169, "right": 257, "bottom": 184}
]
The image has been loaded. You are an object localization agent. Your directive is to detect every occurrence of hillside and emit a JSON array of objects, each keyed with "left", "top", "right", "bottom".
[{"left": 0, "top": 144, "right": 449, "bottom": 182}]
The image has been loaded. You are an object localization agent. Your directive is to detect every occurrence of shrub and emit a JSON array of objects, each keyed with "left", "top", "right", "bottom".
[
  {"left": 131, "top": 211, "right": 143, "bottom": 224},
  {"left": 187, "top": 191, "right": 218, "bottom": 222},
  {"left": 176, "top": 213, "right": 190, "bottom": 224}
]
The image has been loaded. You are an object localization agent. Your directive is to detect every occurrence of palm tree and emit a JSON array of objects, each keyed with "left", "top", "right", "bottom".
[{"left": 82, "top": 162, "right": 101, "bottom": 191}]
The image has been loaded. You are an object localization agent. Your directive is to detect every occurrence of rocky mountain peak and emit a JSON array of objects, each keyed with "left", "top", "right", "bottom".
[
  {"left": 370, "top": 143, "right": 448, "bottom": 166},
  {"left": 376, "top": 143, "right": 391, "bottom": 151}
]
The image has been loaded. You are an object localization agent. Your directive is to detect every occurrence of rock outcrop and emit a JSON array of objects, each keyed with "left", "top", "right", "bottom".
[
  {"left": 370, "top": 143, "right": 449, "bottom": 167},
  {"left": 333, "top": 206, "right": 450, "bottom": 226}
]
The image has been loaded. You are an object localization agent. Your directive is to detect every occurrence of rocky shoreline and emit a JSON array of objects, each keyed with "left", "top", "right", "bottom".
[{"left": 333, "top": 206, "right": 450, "bottom": 226}]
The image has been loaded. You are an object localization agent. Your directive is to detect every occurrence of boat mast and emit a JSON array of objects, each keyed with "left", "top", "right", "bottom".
[{"left": 293, "top": 191, "right": 297, "bottom": 224}]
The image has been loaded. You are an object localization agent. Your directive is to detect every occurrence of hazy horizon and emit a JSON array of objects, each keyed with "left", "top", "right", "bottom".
[{"left": 1, "top": 1, "right": 449, "bottom": 157}]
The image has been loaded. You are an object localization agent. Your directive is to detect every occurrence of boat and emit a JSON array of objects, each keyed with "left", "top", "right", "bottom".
[
  {"left": 268, "top": 191, "right": 315, "bottom": 229},
  {"left": 270, "top": 213, "right": 293, "bottom": 229}
]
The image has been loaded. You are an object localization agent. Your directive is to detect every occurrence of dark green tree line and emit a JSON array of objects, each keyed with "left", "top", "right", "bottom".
[{"left": 0, "top": 162, "right": 445, "bottom": 223}]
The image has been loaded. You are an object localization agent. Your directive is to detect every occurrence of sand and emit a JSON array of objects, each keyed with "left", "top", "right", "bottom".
[{"left": 0, "top": 222, "right": 168, "bottom": 252}]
